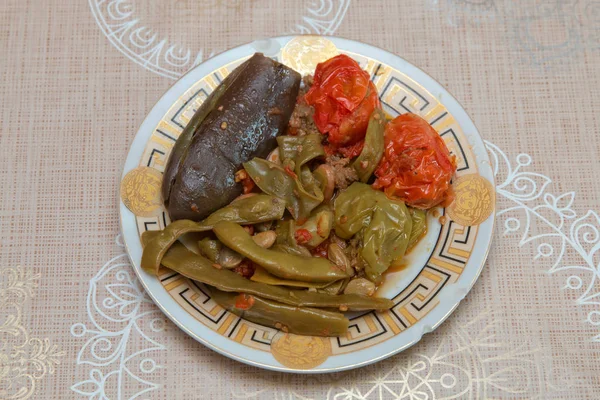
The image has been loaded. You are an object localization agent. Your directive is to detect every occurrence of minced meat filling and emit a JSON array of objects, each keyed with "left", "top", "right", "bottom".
[
  {"left": 287, "top": 75, "right": 319, "bottom": 137},
  {"left": 287, "top": 74, "right": 360, "bottom": 190},
  {"left": 325, "top": 154, "right": 359, "bottom": 190}
]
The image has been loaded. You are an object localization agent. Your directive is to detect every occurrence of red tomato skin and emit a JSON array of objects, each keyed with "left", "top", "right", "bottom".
[
  {"left": 305, "top": 55, "right": 380, "bottom": 147},
  {"left": 373, "top": 113, "right": 456, "bottom": 209},
  {"left": 331, "top": 82, "right": 380, "bottom": 146}
]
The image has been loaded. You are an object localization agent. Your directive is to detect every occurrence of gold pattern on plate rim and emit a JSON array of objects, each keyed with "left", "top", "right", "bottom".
[
  {"left": 447, "top": 174, "right": 495, "bottom": 226},
  {"left": 271, "top": 332, "right": 332, "bottom": 369},
  {"left": 280, "top": 36, "right": 339, "bottom": 75},
  {"left": 120, "top": 166, "right": 164, "bottom": 217}
]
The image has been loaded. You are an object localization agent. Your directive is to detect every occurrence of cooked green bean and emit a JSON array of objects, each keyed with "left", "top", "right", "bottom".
[
  {"left": 271, "top": 243, "right": 312, "bottom": 257},
  {"left": 243, "top": 158, "right": 324, "bottom": 220},
  {"left": 140, "top": 194, "right": 284, "bottom": 273},
  {"left": 273, "top": 222, "right": 314, "bottom": 255},
  {"left": 277, "top": 134, "right": 324, "bottom": 171},
  {"left": 141, "top": 219, "right": 210, "bottom": 274},
  {"left": 408, "top": 208, "right": 427, "bottom": 249},
  {"left": 278, "top": 134, "right": 325, "bottom": 212},
  {"left": 213, "top": 221, "right": 349, "bottom": 282},
  {"left": 201, "top": 194, "right": 285, "bottom": 227},
  {"left": 294, "top": 205, "right": 333, "bottom": 248},
  {"left": 328, "top": 243, "right": 354, "bottom": 277},
  {"left": 317, "top": 278, "right": 349, "bottom": 295},
  {"left": 313, "top": 164, "right": 335, "bottom": 202},
  {"left": 353, "top": 108, "right": 385, "bottom": 182},
  {"left": 275, "top": 220, "right": 298, "bottom": 247},
  {"left": 251, "top": 267, "right": 332, "bottom": 289},
  {"left": 141, "top": 233, "right": 393, "bottom": 311},
  {"left": 210, "top": 289, "right": 349, "bottom": 337},
  {"left": 299, "top": 165, "right": 320, "bottom": 194},
  {"left": 197, "top": 238, "right": 221, "bottom": 263}
]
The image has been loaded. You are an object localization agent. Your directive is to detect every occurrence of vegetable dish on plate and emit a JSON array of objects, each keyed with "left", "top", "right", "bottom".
[{"left": 141, "top": 52, "right": 457, "bottom": 337}]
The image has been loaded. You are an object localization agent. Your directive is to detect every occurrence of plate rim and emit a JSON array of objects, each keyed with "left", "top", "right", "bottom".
[{"left": 119, "top": 35, "right": 496, "bottom": 373}]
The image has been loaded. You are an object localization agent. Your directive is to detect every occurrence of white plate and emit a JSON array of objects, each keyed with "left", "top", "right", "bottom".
[{"left": 120, "top": 36, "right": 495, "bottom": 373}]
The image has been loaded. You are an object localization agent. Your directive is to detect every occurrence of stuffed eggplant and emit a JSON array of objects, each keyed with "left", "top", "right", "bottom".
[{"left": 162, "top": 53, "right": 301, "bottom": 221}]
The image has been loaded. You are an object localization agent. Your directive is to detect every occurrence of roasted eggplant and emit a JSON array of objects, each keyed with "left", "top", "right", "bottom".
[{"left": 162, "top": 53, "right": 301, "bottom": 221}]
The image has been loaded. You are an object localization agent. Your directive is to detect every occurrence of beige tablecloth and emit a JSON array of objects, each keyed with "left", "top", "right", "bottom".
[{"left": 2, "top": 0, "right": 600, "bottom": 398}]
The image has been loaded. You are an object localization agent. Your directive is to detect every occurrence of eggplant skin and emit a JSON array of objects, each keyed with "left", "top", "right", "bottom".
[{"left": 162, "top": 53, "right": 301, "bottom": 221}]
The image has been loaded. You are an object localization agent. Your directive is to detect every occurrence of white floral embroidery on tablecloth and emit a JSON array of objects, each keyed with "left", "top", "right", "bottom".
[
  {"left": 89, "top": 0, "right": 351, "bottom": 79},
  {"left": 71, "top": 235, "right": 167, "bottom": 400},
  {"left": 232, "top": 309, "right": 571, "bottom": 399},
  {"left": 429, "top": 0, "right": 600, "bottom": 68},
  {"left": 428, "top": 0, "right": 498, "bottom": 27},
  {"left": 486, "top": 140, "right": 600, "bottom": 341},
  {"left": 0, "top": 266, "right": 65, "bottom": 400}
]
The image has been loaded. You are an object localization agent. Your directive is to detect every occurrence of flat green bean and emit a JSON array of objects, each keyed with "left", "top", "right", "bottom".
[
  {"left": 197, "top": 238, "right": 221, "bottom": 262},
  {"left": 407, "top": 208, "right": 427, "bottom": 250},
  {"left": 213, "top": 221, "right": 349, "bottom": 282},
  {"left": 210, "top": 289, "right": 349, "bottom": 337},
  {"left": 353, "top": 109, "right": 385, "bottom": 182},
  {"left": 140, "top": 194, "right": 284, "bottom": 273},
  {"left": 250, "top": 267, "right": 332, "bottom": 289},
  {"left": 141, "top": 233, "right": 393, "bottom": 311},
  {"left": 243, "top": 158, "right": 323, "bottom": 220}
]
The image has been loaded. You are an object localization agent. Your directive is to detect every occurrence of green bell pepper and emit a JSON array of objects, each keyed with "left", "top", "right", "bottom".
[{"left": 334, "top": 183, "right": 412, "bottom": 283}]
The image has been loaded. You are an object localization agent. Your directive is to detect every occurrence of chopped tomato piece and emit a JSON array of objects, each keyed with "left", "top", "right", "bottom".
[
  {"left": 242, "top": 177, "right": 255, "bottom": 194},
  {"left": 284, "top": 165, "right": 298, "bottom": 179},
  {"left": 294, "top": 228, "right": 313, "bottom": 245},
  {"left": 234, "top": 293, "right": 255, "bottom": 310}
]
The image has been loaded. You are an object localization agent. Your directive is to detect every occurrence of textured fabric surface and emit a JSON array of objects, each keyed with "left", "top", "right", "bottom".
[{"left": 1, "top": 0, "right": 600, "bottom": 398}]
